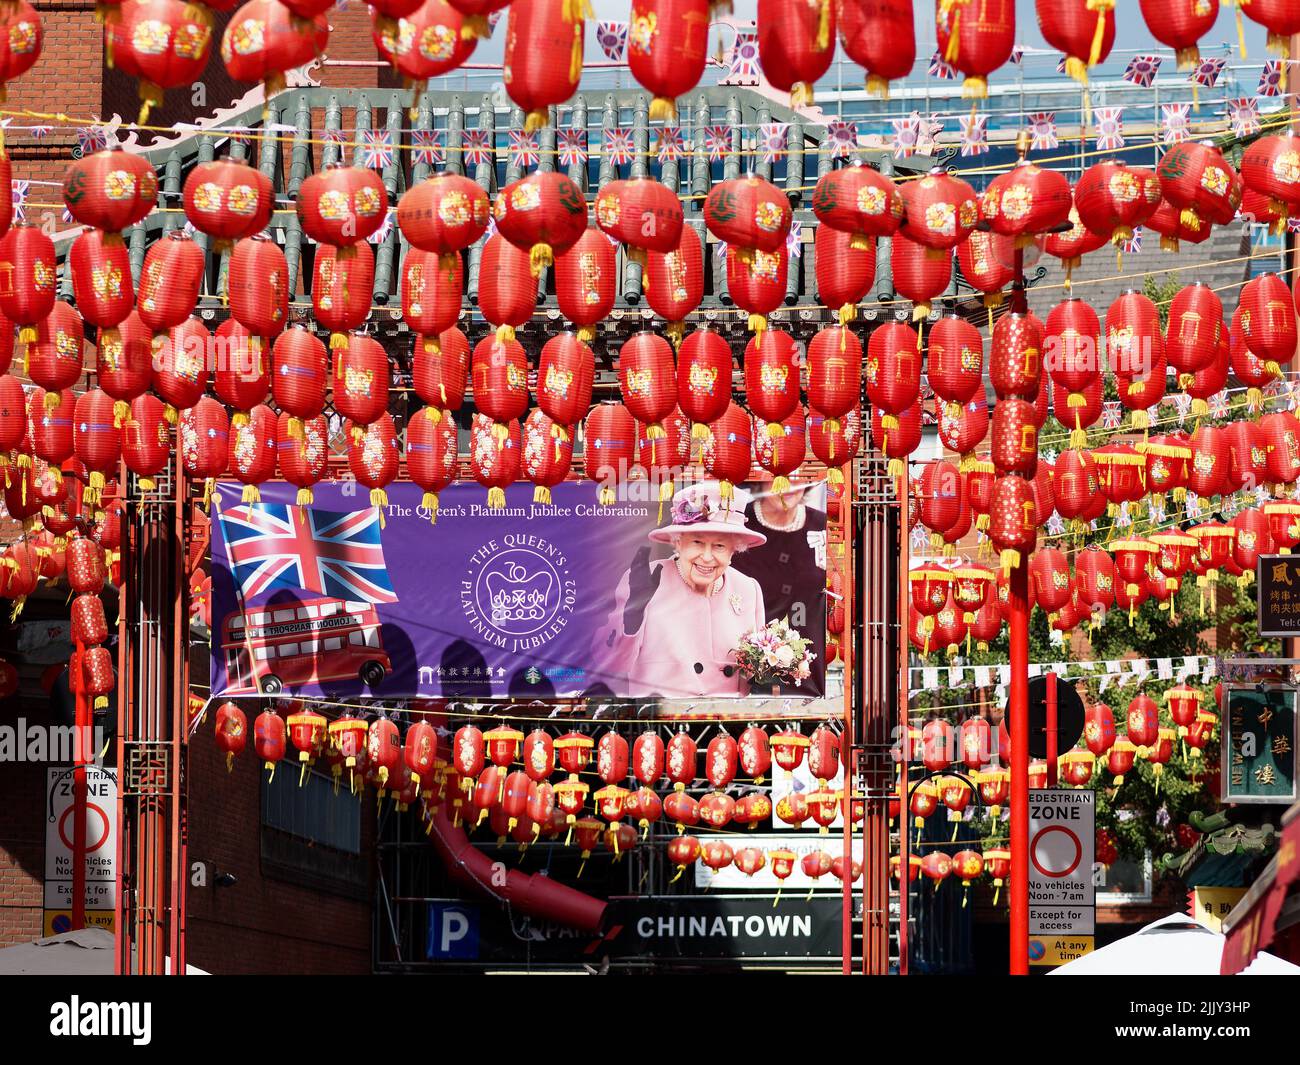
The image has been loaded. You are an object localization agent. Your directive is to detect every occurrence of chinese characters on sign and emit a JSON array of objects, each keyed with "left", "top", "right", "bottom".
[
  {"left": 1257, "top": 555, "right": 1300, "bottom": 636},
  {"left": 1222, "top": 686, "right": 1297, "bottom": 804}
]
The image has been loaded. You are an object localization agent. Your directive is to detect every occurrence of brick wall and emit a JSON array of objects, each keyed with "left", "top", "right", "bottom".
[
  {"left": 185, "top": 733, "right": 375, "bottom": 975},
  {"left": 0, "top": 758, "right": 46, "bottom": 945}
]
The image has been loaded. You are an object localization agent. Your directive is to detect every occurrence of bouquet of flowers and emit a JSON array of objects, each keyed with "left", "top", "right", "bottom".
[{"left": 733, "top": 618, "right": 816, "bottom": 687}]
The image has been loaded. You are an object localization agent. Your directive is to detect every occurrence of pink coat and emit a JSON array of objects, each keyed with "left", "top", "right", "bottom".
[{"left": 593, "top": 558, "right": 767, "bottom": 697}]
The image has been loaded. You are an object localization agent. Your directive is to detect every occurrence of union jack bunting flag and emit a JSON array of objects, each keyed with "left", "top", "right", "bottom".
[
  {"left": 1184, "top": 492, "right": 1203, "bottom": 520},
  {"left": 655, "top": 125, "right": 686, "bottom": 163},
  {"left": 917, "top": 115, "right": 944, "bottom": 154},
  {"left": 959, "top": 114, "right": 987, "bottom": 157},
  {"left": 367, "top": 211, "right": 394, "bottom": 246},
  {"left": 1010, "top": 44, "right": 1024, "bottom": 65},
  {"left": 322, "top": 127, "right": 346, "bottom": 146},
  {"left": 1161, "top": 103, "right": 1191, "bottom": 144},
  {"left": 462, "top": 129, "right": 493, "bottom": 167},
  {"left": 703, "top": 125, "right": 731, "bottom": 162},
  {"left": 927, "top": 50, "right": 956, "bottom": 79},
  {"left": 1209, "top": 390, "right": 1230, "bottom": 418},
  {"left": 891, "top": 113, "right": 920, "bottom": 156},
  {"left": 1094, "top": 107, "right": 1124, "bottom": 150},
  {"left": 728, "top": 31, "right": 760, "bottom": 80},
  {"left": 486, "top": 8, "right": 502, "bottom": 28},
  {"left": 1101, "top": 401, "right": 1123, "bottom": 429},
  {"left": 1227, "top": 97, "right": 1260, "bottom": 137},
  {"left": 604, "top": 127, "right": 634, "bottom": 166},
  {"left": 1287, "top": 216, "right": 1300, "bottom": 234},
  {"left": 361, "top": 129, "right": 393, "bottom": 169},
  {"left": 1044, "top": 513, "right": 1066, "bottom": 537},
  {"left": 557, "top": 127, "right": 588, "bottom": 167},
  {"left": 1122, "top": 54, "right": 1162, "bottom": 87},
  {"left": 1114, "top": 502, "right": 1132, "bottom": 529},
  {"left": 1191, "top": 56, "right": 1226, "bottom": 87},
  {"left": 595, "top": 20, "right": 627, "bottom": 61},
  {"left": 785, "top": 219, "right": 802, "bottom": 259},
  {"left": 28, "top": 125, "right": 50, "bottom": 139},
  {"left": 1028, "top": 112, "right": 1058, "bottom": 151},
  {"left": 76, "top": 125, "right": 109, "bottom": 154},
  {"left": 825, "top": 119, "right": 857, "bottom": 158},
  {"left": 1147, "top": 497, "right": 1167, "bottom": 524},
  {"left": 1259, "top": 60, "right": 1283, "bottom": 96},
  {"left": 10, "top": 181, "right": 27, "bottom": 223},
  {"left": 1121, "top": 227, "right": 1142, "bottom": 254},
  {"left": 410, "top": 129, "right": 444, "bottom": 166},
  {"left": 909, "top": 524, "right": 930, "bottom": 551},
  {"left": 227, "top": 126, "right": 253, "bottom": 147},
  {"left": 1171, "top": 391, "right": 1192, "bottom": 425},
  {"left": 759, "top": 122, "right": 788, "bottom": 163},
  {"left": 218, "top": 505, "right": 398, "bottom": 604},
  {"left": 508, "top": 129, "right": 540, "bottom": 168}
]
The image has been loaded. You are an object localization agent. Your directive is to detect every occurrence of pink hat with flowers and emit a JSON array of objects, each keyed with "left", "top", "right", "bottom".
[{"left": 648, "top": 481, "right": 767, "bottom": 550}]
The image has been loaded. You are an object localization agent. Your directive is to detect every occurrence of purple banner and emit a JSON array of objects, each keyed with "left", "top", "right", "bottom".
[{"left": 210, "top": 480, "right": 827, "bottom": 701}]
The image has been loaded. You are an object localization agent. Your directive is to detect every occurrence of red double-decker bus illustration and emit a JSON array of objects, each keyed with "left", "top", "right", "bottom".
[{"left": 221, "top": 597, "right": 391, "bottom": 695}]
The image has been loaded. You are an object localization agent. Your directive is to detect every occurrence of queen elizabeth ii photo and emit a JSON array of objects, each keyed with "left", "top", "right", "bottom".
[{"left": 591, "top": 482, "right": 767, "bottom": 698}]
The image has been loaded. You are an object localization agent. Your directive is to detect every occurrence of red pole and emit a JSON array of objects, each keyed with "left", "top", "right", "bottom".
[
  {"left": 897, "top": 469, "right": 910, "bottom": 975},
  {"left": 1046, "top": 672, "right": 1058, "bottom": 788},
  {"left": 1007, "top": 246, "right": 1031, "bottom": 976},
  {"left": 72, "top": 637, "right": 88, "bottom": 931},
  {"left": 841, "top": 462, "right": 854, "bottom": 974}
]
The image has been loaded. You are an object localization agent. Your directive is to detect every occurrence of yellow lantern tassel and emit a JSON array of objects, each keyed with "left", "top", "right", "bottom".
[
  {"left": 488, "top": 486, "right": 507, "bottom": 509},
  {"left": 534, "top": 484, "right": 552, "bottom": 505},
  {"left": 462, "top": 13, "right": 488, "bottom": 38},
  {"left": 529, "top": 243, "right": 553, "bottom": 277},
  {"left": 649, "top": 96, "right": 677, "bottom": 122}
]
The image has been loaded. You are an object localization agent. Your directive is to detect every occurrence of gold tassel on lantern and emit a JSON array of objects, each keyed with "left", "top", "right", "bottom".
[
  {"left": 649, "top": 97, "right": 677, "bottom": 122},
  {"left": 423, "top": 491, "right": 440, "bottom": 523},
  {"left": 462, "top": 13, "right": 489, "bottom": 38},
  {"left": 528, "top": 243, "right": 553, "bottom": 277},
  {"left": 488, "top": 487, "right": 507, "bottom": 509}
]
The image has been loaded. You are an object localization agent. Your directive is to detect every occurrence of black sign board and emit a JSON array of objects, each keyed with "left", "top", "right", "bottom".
[
  {"left": 606, "top": 896, "right": 845, "bottom": 959},
  {"left": 1222, "top": 686, "right": 1298, "bottom": 804},
  {"left": 1027, "top": 674, "right": 1086, "bottom": 759},
  {"left": 1257, "top": 555, "right": 1300, "bottom": 637}
]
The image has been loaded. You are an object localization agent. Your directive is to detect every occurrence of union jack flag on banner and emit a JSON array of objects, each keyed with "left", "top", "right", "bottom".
[
  {"left": 508, "top": 129, "right": 539, "bottom": 168},
  {"left": 367, "top": 211, "right": 394, "bottom": 246},
  {"left": 1161, "top": 103, "right": 1191, "bottom": 143},
  {"left": 1094, "top": 107, "right": 1124, "bottom": 150},
  {"left": 759, "top": 122, "right": 788, "bottom": 163},
  {"left": 557, "top": 127, "right": 588, "bottom": 167},
  {"left": 1028, "top": 112, "right": 1057, "bottom": 151},
  {"left": 1010, "top": 44, "right": 1024, "bottom": 65},
  {"left": 1122, "top": 54, "right": 1162, "bottom": 87},
  {"left": 1287, "top": 216, "right": 1300, "bottom": 234},
  {"left": 28, "top": 125, "right": 50, "bottom": 139},
  {"left": 596, "top": 20, "right": 627, "bottom": 61},
  {"left": 1210, "top": 390, "right": 1230, "bottom": 418},
  {"left": 1227, "top": 97, "right": 1260, "bottom": 137},
  {"left": 785, "top": 219, "right": 802, "bottom": 259},
  {"left": 1101, "top": 401, "right": 1122, "bottom": 429},
  {"left": 361, "top": 129, "right": 393, "bottom": 169},
  {"left": 656, "top": 125, "right": 686, "bottom": 163},
  {"left": 76, "top": 125, "right": 109, "bottom": 154},
  {"left": 604, "top": 127, "right": 634, "bottom": 166},
  {"left": 891, "top": 113, "right": 920, "bottom": 156},
  {"left": 1259, "top": 60, "right": 1283, "bottom": 96},
  {"left": 462, "top": 129, "right": 493, "bottom": 167},
  {"left": 959, "top": 114, "right": 987, "bottom": 157},
  {"left": 1121, "top": 227, "right": 1142, "bottom": 254},
  {"left": 825, "top": 119, "right": 857, "bottom": 159},
  {"left": 927, "top": 50, "right": 956, "bottom": 79},
  {"left": 410, "top": 129, "right": 444, "bottom": 166},
  {"left": 703, "top": 125, "right": 731, "bottom": 162},
  {"left": 322, "top": 127, "right": 346, "bottom": 147},
  {"left": 218, "top": 505, "right": 398, "bottom": 604},
  {"left": 1191, "top": 56, "right": 1226, "bottom": 87},
  {"left": 728, "top": 31, "right": 760, "bottom": 80},
  {"left": 11, "top": 181, "right": 27, "bottom": 223}
]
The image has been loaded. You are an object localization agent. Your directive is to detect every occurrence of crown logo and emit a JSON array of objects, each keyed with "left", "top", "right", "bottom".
[{"left": 486, "top": 561, "right": 554, "bottom": 626}]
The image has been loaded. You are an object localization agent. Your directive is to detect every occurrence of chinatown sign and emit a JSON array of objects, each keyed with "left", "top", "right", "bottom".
[
  {"left": 1222, "top": 686, "right": 1298, "bottom": 804},
  {"left": 608, "top": 897, "right": 844, "bottom": 959}
]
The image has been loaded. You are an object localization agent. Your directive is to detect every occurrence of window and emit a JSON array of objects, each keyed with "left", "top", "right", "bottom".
[
  {"left": 262, "top": 764, "right": 361, "bottom": 854},
  {"left": 1094, "top": 849, "right": 1153, "bottom": 904}
]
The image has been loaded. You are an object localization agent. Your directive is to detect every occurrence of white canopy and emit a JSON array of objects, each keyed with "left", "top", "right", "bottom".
[
  {"left": 1049, "top": 913, "right": 1300, "bottom": 976},
  {"left": 0, "top": 927, "right": 207, "bottom": 975}
]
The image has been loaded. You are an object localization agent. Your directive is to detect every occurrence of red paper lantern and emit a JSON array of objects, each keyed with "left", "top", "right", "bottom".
[
  {"left": 706, "top": 176, "right": 792, "bottom": 256},
  {"left": 0, "top": 223, "right": 56, "bottom": 345},
  {"left": 1239, "top": 273, "right": 1296, "bottom": 375},
  {"left": 1159, "top": 141, "right": 1242, "bottom": 235},
  {"left": 312, "top": 241, "right": 375, "bottom": 349},
  {"left": 727, "top": 247, "right": 788, "bottom": 338},
  {"left": 228, "top": 235, "right": 288, "bottom": 345},
  {"left": 1233, "top": 507, "right": 1272, "bottom": 573},
  {"left": 988, "top": 474, "right": 1036, "bottom": 573},
  {"left": 1261, "top": 412, "right": 1300, "bottom": 487},
  {"left": 182, "top": 159, "right": 273, "bottom": 251},
  {"left": 1044, "top": 198, "right": 1110, "bottom": 283},
  {"left": 665, "top": 730, "right": 697, "bottom": 790},
  {"left": 757, "top": 0, "right": 835, "bottom": 107},
  {"left": 806, "top": 326, "right": 863, "bottom": 432},
  {"left": 891, "top": 235, "right": 952, "bottom": 321},
  {"left": 70, "top": 230, "right": 134, "bottom": 333},
  {"left": 477, "top": 233, "right": 538, "bottom": 342},
  {"left": 1137, "top": 0, "right": 1217, "bottom": 69},
  {"left": 594, "top": 178, "right": 683, "bottom": 258},
  {"left": 372, "top": 0, "right": 476, "bottom": 93},
  {"left": 179, "top": 395, "right": 229, "bottom": 503},
  {"left": 812, "top": 161, "right": 902, "bottom": 245},
  {"left": 1075, "top": 162, "right": 1160, "bottom": 246},
  {"left": 990, "top": 311, "right": 1043, "bottom": 400},
  {"left": 493, "top": 171, "right": 587, "bottom": 278},
  {"left": 469, "top": 412, "right": 520, "bottom": 509},
  {"left": 990, "top": 398, "right": 1038, "bottom": 476},
  {"left": 332, "top": 334, "right": 389, "bottom": 433},
  {"left": 213, "top": 319, "right": 270, "bottom": 414},
  {"left": 1165, "top": 283, "right": 1222, "bottom": 386},
  {"left": 619, "top": 330, "right": 677, "bottom": 438},
  {"left": 1030, "top": 546, "right": 1073, "bottom": 614},
  {"left": 221, "top": 0, "right": 329, "bottom": 110},
  {"left": 272, "top": 324, "right": 327, "bottom": 436},
  {"left": 701, "top": 400, "right": 752, "bottom": 502},
  {"left": 934, "top": 0, "right": 1015, "bottom": 97},
  {"left": 137, "top": 232, "right": 204, "bottom": 336},
  {"left": 983, "top": 161, "right": 1072, "bottom": 241},
  {"left": 502, "top": 0, "right": 584, "bottom": 130},
  {"left": 275, "top": 413, "right": 328, "bottom": 506},
  {"left": 28, "top": 302, "right": 85, "bottom": 402},
  {"left": 837, "top": 0, "right": 913, "bottom": 96},
  {"left": 406, "top": 406, "right": 458, "bottom": 520},
  {"left": 122, "top": 393, "right": 171, "bottom": 489},
  {"left": 743, "top": 328, "right": 799, "bottom": 433},
  {"left": 152, "top": 317, "right": 210, "bottom": 420},
  {"left": 214, "top": 702, "right": 247, "bottom": 771},
  {"left": 227, "top": 403, "right": 278, "bottom": 502},
  {"left": 676, "top": 327, "right": 732, "bottom": 435},
  {"left": 347, "top": 413, "right": 399, "bottom": 510},
  {"left": 1241, "top": 133, "right": 1300, "bottom": 222},
  {"left": 624, "top": 0, "right": 709, "bottom": 117},
  {"left": 646, "top": 224, "right": 704, "bottom": 345},
  {"left": 866, "top": 321, "right": 922, "bottom": 428},
  {"left": 1036, "top": 0, "right": 1115, "bottom": 83},
  {"left": 72, "top": 389, "right": 121, "bottom": 509},
  {"left": 108, "top": 0, "right": 208, "bottom": 120},
  {"left": 63, "top": 147, "right": 158, "bottom": 235},
  {"left": 550, "top": 226, "right": 615, "bottom": 343},
  {"left": 814, "top": 223, "right": 874, "bottom": 326}
]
